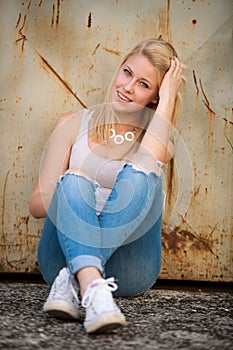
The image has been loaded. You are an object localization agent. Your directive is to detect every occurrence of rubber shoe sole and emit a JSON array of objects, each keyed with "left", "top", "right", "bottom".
[
  {"left": 43, "top": 299, "right": 80, "bottom": 320},
  {"left": 84, "top": 312, "right": 126, "bottom": 333}
]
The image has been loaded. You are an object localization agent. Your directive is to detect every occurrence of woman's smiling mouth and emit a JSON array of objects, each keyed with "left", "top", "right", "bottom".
[{"left": 117, "top": 91, "right": 132, "bottom": 103}]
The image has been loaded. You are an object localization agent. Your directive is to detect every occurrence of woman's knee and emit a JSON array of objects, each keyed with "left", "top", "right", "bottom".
[
  {"left": 117, "top": 163, "right": 162, "bottom": 203},
  {"left": 64, "top": 168, "right": 94, "bottom": 182},
  {"left": 126, "top": 152, "right": 160, "bottom": 175},
  {"left": 58, "top": 169, "right": 98, "bottom": 211},
  {"left": 60, "top": 169, "right": 96, "bottom": 195}
]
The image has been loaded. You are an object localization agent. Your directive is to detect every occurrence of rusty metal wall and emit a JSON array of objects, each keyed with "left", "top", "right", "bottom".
[{"left": 0, "top": 0, "right": 232, "bottom": 281}]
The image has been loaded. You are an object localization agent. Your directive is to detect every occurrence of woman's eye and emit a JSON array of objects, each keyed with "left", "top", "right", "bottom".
[
  {"left": 123, "top": 68, "right": 131, "bottom": 76},
  {"left": 140, "top": 81, "right": 149, "bottom": 88}
]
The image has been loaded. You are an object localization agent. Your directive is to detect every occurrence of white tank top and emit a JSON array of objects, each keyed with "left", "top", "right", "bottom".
[{"left": 69, "top": 109, "right": 125, "bottom": 213}]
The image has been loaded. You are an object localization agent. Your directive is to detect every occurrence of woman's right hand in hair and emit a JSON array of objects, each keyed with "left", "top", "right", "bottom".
[
  {"left": 139, "top": 57, "right": 182, "bottom": 164},
  {"left": 156, "top": 56, "right": 182, "bottom": 119}
]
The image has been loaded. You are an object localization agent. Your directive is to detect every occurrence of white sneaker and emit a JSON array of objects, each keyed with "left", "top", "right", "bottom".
[
  {"left": 43, "top": 267, "right": 80, "bottom": 319},
  {"left": 81, "top": 277, "right": 126, "bottom": 333}
]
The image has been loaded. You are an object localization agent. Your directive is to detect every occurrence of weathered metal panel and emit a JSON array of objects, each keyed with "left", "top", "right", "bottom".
[{"left": 0, "top": 0, "right": 232, "bottom": 281}]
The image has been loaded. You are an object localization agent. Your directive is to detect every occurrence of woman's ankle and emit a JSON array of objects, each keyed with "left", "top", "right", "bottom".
[{"left": 76, "top": 266, "right": 102, "bottom": 297}]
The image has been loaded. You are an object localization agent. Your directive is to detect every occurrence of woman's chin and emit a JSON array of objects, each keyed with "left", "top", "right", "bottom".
[{"left": 111, "top": 101, "right": 143, "bottom": 114}]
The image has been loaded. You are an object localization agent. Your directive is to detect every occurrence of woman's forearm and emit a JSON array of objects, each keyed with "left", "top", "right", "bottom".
[
  {"left": 140, "top": 98, "right": 175, "bottom": 163},
  {"left": 140, "top": 56, "right": 182, "bottom": 163}
]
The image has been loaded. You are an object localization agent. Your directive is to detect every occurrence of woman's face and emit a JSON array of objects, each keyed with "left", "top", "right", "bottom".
[{"left": 110, "top": 53, "right": 159, "bottom": 115}]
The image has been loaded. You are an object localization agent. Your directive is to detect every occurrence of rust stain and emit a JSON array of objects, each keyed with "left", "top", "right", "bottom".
[
  {"left": 16, "top": 145, "right": 23, "bottom": 162},
  {"left": 15, "top": 13, "right": 21, "bottom": 28},
  {"left": 92, "top": 43, "right": 100, "bottom": 55},
  {"left": 103, "top": 47, "right": 121, "bottom": 56},
  {"left": 27, "top": 0, "right": 32, "bottom": 10},
  {"left": 222, "top": 117, "right": 233, "bottom": 126},
  {"left": 199, "top": 78, "right": 216, "bottom": 116},
  {"left": 157, "top": 1, "right": 170, "bottom": 40},
  {"left": 193, "top": 70, "right": 199, "bottom": 117},
  {"left": 1, "top": 170, "right": 10, "bottom": 246},
  {"left": 37, "top": 52, "right": 87, "bottom": 108},
  {"left": 56, "top": 0, "right": 60, "bottom": 26},
  {"left": 162, "top": 227, "right": 215, "bottom": 255},
  {"left": 51, "top": 3, "right": 55, "bottom": 27},
  {"left": 166, "top": 158, "right": 174, "bottom": 205},
  {"left": 87, "top": 88, "right": 101, "bottom": 96},
  {"left": 14, "top": 14, "right": 27, "bottom": 51},
  {"left": 14, "top": 216, "right": 30, "bottom": 236},
  {"left": 87, "top": 12, "right": 92, "bottom": 28},
  {"left": 51, "top": 0, "right": 60, "bottom": 27},
  {"left": 193, "top": 184, "right": 201, "bottom": 197},
  {"left": 192, "top": 70, "right": 199, "bottom": 94},
  {"left": 157, "top": 8, "right": 167, "bottom": 39}
]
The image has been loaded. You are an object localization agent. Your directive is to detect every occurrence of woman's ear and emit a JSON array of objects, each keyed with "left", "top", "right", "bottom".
[{"left": 151, "top": 96, "right": 159, "bottom": 104}]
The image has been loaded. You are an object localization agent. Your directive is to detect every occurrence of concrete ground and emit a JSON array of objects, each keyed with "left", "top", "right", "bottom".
[{"left": 0, "top": 275, "right": 232, "bottom": 350}]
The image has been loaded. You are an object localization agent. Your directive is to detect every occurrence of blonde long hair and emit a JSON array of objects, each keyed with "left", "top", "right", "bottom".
[{"left": 90, "top": 38, "right": 185, "bottom": 143}]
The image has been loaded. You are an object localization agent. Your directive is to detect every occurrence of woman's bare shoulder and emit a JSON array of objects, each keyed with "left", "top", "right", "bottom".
[
  {"left": 53, "top": 109, "right": 84, "bottom": 129},
  {"left": 51, "top": 109, "right": 85, "bottom": 143}
]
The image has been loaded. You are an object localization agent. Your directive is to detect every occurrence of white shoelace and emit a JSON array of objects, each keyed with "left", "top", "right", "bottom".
[{"left": 81, "top": 277, "right": 118, "bottom": 308}]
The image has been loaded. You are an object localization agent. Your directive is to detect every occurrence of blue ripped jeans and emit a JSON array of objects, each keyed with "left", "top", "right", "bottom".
[{"left": 38, "top": 164, "right": 163, "bottom": 297}]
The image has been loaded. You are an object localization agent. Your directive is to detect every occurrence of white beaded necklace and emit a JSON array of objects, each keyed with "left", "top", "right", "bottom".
[{"left": 109, "top": 128, "right": 137, "bottom": 145}]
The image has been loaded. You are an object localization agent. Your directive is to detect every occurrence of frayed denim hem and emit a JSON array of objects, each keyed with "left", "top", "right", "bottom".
[{"left": 68, "top": 254, "right": 104, "bottom": 275}]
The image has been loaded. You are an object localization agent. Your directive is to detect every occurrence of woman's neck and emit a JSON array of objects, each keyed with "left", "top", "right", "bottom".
[{"left": 115, "top": 111, "right": 143, "bottom": 128}]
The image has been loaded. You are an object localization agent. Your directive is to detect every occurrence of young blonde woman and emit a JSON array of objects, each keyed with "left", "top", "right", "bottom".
[{"left": 29, "top": 38, "right": 184, "bottom": 333}]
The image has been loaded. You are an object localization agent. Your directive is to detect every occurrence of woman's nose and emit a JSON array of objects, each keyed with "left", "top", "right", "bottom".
[{"left": 123, "top": 79, "right": 135, "bottom": 93}]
